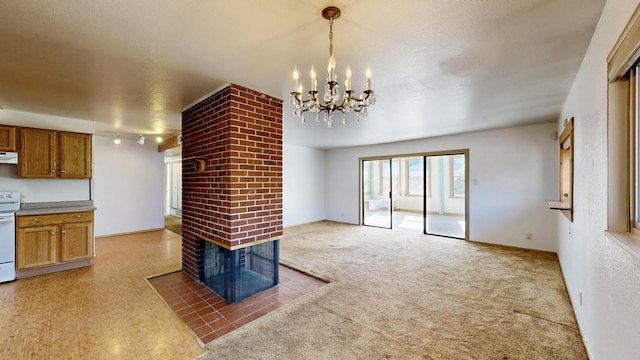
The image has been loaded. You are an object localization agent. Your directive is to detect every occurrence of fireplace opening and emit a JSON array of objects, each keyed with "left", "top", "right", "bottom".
[{"left": 200, "top": 238, "right": 280, "bottom": 304}]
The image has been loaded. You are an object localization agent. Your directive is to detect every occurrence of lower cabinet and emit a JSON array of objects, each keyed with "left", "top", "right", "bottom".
[{"left": 17, "top": 211, "right": 94, "bottom": 271}]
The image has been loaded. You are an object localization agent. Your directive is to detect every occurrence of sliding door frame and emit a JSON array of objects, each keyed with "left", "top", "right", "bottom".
[
  {"left": 423, "top": 150, "right": 469, "bottom": 240},
  {"left": 359, "top": 149, "right": 469, "bottom": 240},
  {"left": 361, "top": 158, "right": 394, "bottom": 229}
]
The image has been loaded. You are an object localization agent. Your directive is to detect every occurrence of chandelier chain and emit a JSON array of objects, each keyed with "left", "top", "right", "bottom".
[{"left": 328, "top": 18, "right": 334, "bottom": 57}]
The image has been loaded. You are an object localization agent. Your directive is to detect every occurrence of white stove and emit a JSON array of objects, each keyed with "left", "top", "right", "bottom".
[{"left": 0, "top": 190, "right": 20, "bottom": 283}]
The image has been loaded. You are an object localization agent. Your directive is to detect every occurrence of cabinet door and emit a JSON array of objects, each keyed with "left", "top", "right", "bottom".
[
  {"left": 19, "top": 128, "right": 57, "bottom": 178},
  {"left": 17, "top": 226, "right": 57, "bottom": 269},
  {"left": 0, "top": 125, "right": 17, "bottom": 151},
  {"left": 60, "top": 222, "right": 93, "bottom": 262},
  {"left": 59, "top": 132, "right": 92, "bottom": 179}
]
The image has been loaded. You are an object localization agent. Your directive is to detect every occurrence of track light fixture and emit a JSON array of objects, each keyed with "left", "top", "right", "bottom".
[
  {"left": 137, "top": 135, "right": 145, "bottom": 145},
  {"left": 114, "top": 134, "right": 121, "bottom": 145}
]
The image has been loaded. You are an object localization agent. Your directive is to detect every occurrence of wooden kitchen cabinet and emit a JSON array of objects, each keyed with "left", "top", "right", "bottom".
[
  {"left": 0, "top": 125, "right": 17, "bottom": 151},
  {"left": 60, "top": 222, "right": 93, "bottom": 262},
  {"left": 16, "top": 226, "right": 57, "bottom": 269},
  {"left": 59, "top": 131, "right": 92, "bottom": 178},
  {"left": 19, "top": 128, "right": 57, "bottom": 178},
  {"left": 19, "top": 128, "right": 92, "bottom": 179},
  {"left": 16, "top": 211, "right": 94, "bottom": 271}
]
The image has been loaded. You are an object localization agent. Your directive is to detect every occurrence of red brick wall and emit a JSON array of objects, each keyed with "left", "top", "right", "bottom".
[{"left": 181, "top": 84, "right": 283, "bottom": 280}]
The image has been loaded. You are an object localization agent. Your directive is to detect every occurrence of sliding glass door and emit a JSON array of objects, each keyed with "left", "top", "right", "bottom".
[
  {"left": 423, "top": 153, "right": 467, "bottom": 239},
  {"left": 361, "top": 152, "right": 468, "bottom": 239},
  {"left": 362, "top": 159, "right": 396, "bottom": 228}
]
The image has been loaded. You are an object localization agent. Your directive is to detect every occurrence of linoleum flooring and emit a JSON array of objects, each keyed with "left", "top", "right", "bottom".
[{"left": 0, "top": 230, "right": 205, "bottom": 360}]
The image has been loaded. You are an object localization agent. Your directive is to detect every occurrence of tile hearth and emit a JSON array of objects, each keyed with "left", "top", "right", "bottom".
[{"left": 148, "top": 265, "right": 327, "bottom": 344}]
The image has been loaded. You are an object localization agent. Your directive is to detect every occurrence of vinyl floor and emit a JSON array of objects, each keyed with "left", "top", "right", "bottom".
[{"left": 0, "top": 230, "right": 205, "bottom": 360}]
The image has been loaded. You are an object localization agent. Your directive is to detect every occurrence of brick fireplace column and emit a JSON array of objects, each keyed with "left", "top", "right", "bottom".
[{"left": 181, "top": 84, "right": 283, "bottom": 289}]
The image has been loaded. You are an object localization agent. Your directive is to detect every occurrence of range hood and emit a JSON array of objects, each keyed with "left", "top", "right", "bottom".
[{"left": 0, "top": 152, "right": 18, "bottom": 164}]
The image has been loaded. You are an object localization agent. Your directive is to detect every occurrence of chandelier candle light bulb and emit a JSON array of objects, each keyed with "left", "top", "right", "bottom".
[
  {"left": 293, "top": 66, "right": 299, "bottom": 87},
  {"left": 289, "top": 6, "right": 376, "bottom": 128},
  {"left": 310, "top": 65, "right": 317, "bottom": 91},
  {"left": 345, "top": 65, "right": 352, "bottom": 91}
]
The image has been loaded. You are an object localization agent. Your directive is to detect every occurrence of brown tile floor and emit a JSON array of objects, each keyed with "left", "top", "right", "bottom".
[{"left": 148, "top": 266, "right": 327, "bottom": 344}]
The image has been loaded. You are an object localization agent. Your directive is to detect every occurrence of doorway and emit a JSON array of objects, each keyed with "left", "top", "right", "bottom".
[
  {"left": 163, "top": 146, "right": 183, "bottom": 234},
  {"left": 361, "top": 151, "right": 468, "bottom": 239}
]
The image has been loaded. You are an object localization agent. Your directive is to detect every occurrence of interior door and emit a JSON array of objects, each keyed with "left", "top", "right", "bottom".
[
  {"left": 362, "top": 159, "right": 394, "bottom": 228},
  {"left": 423, "top": 153, "right": 467, "bottom": 239},
  {"left": 171, "top": 161, "right": 182, "bottom": 211}
]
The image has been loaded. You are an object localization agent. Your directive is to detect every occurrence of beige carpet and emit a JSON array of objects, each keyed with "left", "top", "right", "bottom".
[
  {"left": 164, "top": 214, "right": 182, "bottom": 235},
  {"left": 197, "top": 221, "right": 586, "bottom": 360}
]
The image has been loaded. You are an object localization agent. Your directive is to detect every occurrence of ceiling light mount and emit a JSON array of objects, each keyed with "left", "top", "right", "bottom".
[
  {"left": 321, "top": 6, "right": 341, "bottom": 21},
  {"left": 289, "top": 6, "right": 376, "bottom": 128}
]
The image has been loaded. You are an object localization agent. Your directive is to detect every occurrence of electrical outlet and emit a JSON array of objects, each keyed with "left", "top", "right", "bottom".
[
  {"left": 526, "top": 233, "right": 533, "bottom": 240},
  {"left": 579, "top": 291, "right": 583, "bottom": 307}
]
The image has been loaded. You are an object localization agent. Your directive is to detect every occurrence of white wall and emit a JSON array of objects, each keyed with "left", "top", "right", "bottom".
[
  {"left": 559, "top": 1, "right": 640, "bottom": 359},
  {"left": 0, "top": 110, "right": 94, "bottom": 202},
  {"left": 283, "top": 144, "right": 325, "bottom": 227},
  {"left": 94, "top": 135, "right": 164, "bottom": 236},
  {"left": 325, "top": 122, "right": 559, "bottom": 252}
]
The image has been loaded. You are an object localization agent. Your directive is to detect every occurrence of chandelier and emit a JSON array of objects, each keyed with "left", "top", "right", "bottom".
[{"left": 289, "top": 6, "right": 376, "bottom": 128}]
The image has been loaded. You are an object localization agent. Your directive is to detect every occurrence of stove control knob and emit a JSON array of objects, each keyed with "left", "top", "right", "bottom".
[{"left": 0, "top": 193, "right": 6, "bottom": 198}]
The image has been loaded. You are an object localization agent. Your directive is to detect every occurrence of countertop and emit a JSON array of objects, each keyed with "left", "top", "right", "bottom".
[{"left": 17, "top": 201, "right": 96, "bottom": 216}]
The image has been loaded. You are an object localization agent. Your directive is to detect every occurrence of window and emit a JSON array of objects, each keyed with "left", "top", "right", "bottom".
[
  {"left": 606, "top": 4, "right": 640, "bottom": 236},
  {"left": 406, "top": 158, "right": 429, "bottom": 196},
  {"left": 605, "top": 2, "right": 640, "bottom": 258},
  {"left": 449, "top": 155, "right": 465, "bottom": 198},
  {"left": 381, "top": 160, "right": 400, "bottom": 194}
]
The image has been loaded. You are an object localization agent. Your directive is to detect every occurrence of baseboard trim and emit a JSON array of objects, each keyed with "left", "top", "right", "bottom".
[
  {"left": 95, "top": 228, "right": 165, "bottom": 238},
  {"left": 17, "top": 259, "right": 93, "bottom": 279}
]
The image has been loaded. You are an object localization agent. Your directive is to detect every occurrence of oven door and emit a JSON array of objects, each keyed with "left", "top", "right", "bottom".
[{"left": 0, "top": 211, "right": 16, "bottom": 264}]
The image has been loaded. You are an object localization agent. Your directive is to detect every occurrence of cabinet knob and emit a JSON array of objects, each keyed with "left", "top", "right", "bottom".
[
  {"left": 50, "top": 169, "right": 55, "bottom": 173},
  {"left": 61, "top": 230, "right": 66, "bottom": 234},
  {"left": 61, "top": 170, "right": 66, "bottom": 173},
  {"left": 76, "top": 215, "right": 81, "bottom": 218},
  {"left": 51, "top": 231, "right": 55, "bottom": 235},
  {"left": 33, "top": 218, "right": 39, "bottom": 222}
]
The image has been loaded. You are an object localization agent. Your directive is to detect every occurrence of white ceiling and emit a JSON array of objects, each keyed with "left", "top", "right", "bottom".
[{"left": 0, "top": 0, "right": 605, "bottom": 149}]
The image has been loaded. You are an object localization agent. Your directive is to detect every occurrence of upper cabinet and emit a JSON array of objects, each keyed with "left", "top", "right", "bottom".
[
  {"left": 0, "top": 125, "right": 17, "bottom": 151},
  {"left": 59, "top": 132, "right": 92, "bottom": 179},
  {"left": 19, "top": 128, "right": 92, "bottom": 179},
  {"left": 20, "top": 128, "right": 57, "bottom": 178}
]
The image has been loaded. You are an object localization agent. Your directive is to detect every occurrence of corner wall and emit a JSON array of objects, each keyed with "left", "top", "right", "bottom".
[
  {"left": 559, "top": 0, "right": 640, "bottom": 358},
  {"left": 325, "top": 122, "right": 559, "bottom": 252},
  {"left": 283, "top": 144, "right": 325, "bottom": 227},
  {"left": 93, "top": 135, "right": 165, "bottom": 237}
]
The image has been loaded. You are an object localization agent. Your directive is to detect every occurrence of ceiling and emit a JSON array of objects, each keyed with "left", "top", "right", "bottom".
[{"left": 0, "top": 0, "right": 606, "bottom": 149}]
